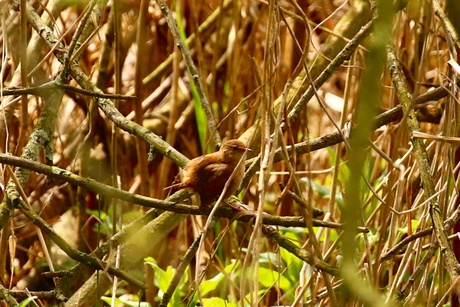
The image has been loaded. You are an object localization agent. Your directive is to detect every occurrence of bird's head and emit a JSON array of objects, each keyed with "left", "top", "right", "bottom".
[{"left": 220, "top": 139, "right": 251, "bottom": 163}]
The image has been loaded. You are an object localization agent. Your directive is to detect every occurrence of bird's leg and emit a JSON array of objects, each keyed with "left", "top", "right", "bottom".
[
  {"left": 223, "top": 196, "right": 248, "bottom": 211},
  {"left": 223, "top": 200, "right": 243, "bottom": 211}
]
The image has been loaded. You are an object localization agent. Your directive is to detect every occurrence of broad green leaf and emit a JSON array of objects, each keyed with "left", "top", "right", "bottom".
[{"left": 144, "top": 257, "right": 175, "bottom": 293}]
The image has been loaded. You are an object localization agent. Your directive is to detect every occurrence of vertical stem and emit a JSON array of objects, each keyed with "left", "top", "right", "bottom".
[
  {"left": 18, "top": 0, "right": 28, "bottom": 154},
  {"left": 341, "top": 1, "right": 394, "bottom": 305},
  {"left": 111, "top": 0, "right": 122, "bottom": 304}
]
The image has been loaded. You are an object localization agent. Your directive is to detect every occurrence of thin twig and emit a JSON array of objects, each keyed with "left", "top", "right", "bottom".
[
  {"left": 1, "top": 82, "right": 137, "bottom": 100},
  {"left": 387, "top": 45, "right": 460, "bottom": 295}
]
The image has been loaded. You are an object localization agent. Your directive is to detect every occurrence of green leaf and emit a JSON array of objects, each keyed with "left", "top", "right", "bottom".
[
  {"left": 279, "top": 247, "right": 303, "bottom": 288},
  {"left": 199, "top": 271, "right": 226, "bottom": 296},
  {"left": 326, "top": 146, "right": 350, "bottom": 182},
  {"left": 200, "top": 260, "right": 239, "bottom": 296},
  {"left": 398, "top": 219, "right": 420, "bottom": 234},
  {"left": 100, "top": 296, "right": 150, "bottom": 307},
  {"left": 258, "top": 267, "right": 291, "bottom": 292},
  {"left": 259, "top": 251, "right": 278, "bottom": 264},
  {"left": 202, "top": 297, "right": 236, "bottom": 307},
  {"left": 313, "top": 226, "right": 339, "bottom": 242},
  {"left": 175, "top": 2, "right": 207, "bottom": 150},
  {"left": 18, "top": 296, "right": 37, "bottom": 307},
  {"left": 144, "top": 257, "right": 174, "bottom": 293},
  {"left": 300, "top": 177, "right": 344, "bottom": 207}
]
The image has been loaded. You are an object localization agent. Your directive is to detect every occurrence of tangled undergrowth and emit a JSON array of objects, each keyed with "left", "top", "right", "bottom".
[{"left": 1, "top": 0, "right": 460, "bottom": 306}]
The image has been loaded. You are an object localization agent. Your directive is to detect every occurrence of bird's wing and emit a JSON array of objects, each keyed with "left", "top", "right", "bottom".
[
  {"left": 199, "top": 162, "right": 227, "bottom": 181},
  {"left": 182, "top": 155, "right": 219, "bottom": 184}
]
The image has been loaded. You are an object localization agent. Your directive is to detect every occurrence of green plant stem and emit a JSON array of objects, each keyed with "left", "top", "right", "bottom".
[{"left": 340, "top": 1, "right": 394, "bottom": 305}]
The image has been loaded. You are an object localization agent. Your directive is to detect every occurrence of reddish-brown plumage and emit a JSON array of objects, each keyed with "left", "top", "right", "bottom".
[{"left": 178, "top": 139, "right": 250, "bottom": 207}]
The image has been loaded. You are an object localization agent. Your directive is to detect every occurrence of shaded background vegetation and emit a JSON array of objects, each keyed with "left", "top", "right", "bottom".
[{"left": 1, "top": 0, "right": 460, "bottom": 306}]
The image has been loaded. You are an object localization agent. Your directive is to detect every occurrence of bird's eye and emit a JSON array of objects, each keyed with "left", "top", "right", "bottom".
[{"left": 232, "top": 145, "right": 238, "bottom": 150}]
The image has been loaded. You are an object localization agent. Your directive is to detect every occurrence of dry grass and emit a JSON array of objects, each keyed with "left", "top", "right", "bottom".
[{"left": 0, "top": 0, "right": 460, "bottom": 306}]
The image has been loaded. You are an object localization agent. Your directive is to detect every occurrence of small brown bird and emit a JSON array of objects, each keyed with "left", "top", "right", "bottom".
[{"left": 177, "top": 139, "right": 251, "bottom": 207}]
